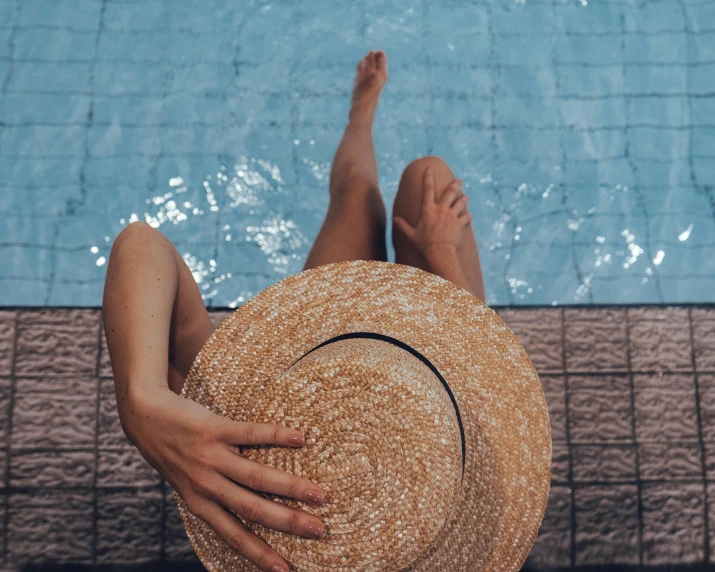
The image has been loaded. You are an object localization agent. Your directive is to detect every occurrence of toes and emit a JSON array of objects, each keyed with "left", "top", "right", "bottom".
[{"left": 374, "top": 51, "right": 385, "bottom": 69}]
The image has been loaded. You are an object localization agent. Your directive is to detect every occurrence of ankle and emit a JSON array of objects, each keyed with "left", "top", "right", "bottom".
[{"left": 348, "top": 103, "right": 377, "bottom": 128}]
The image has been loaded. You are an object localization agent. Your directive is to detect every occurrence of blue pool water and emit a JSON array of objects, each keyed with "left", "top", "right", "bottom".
[{"left": 1, "top": 0, "right": 714, "bottom": 307}]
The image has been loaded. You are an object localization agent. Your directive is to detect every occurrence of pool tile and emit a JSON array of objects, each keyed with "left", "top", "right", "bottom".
[
  {"left": 571, "top": 444, "right": 637, "bottom": 483},
  {"left": 568, "top": 375, "right": 633, "bottom": 444},
  {"left": 628, "top": 308, "right": 693, "bottom": 372},
  {"left": 12, "top": 27, "right": 96, "bottom": 61},
  {"left": 641, "top": 482, "right": 705, "bottom": 564},
  {"left": 574, "top": 484, "right": 640, "bottom": 565},
  {"left": 96, "top": 488, "right": 162, "bottom": 564},
  {"left": 633, "top": 373, "right": 698, "bottom": 441},
  {"left": 564, "top": 308, "right": 628, "bottom": 372},
  {"left": 0, "top": 279, "right": 49, "bottom": 308},
  {"left": 18, "top": 0, "right": 103, "bottom": 29}
]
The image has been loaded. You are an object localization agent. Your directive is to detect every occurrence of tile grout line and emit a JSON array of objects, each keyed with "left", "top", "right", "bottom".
[
  {"left": 2, "top": 310, "right": 19, "bottom": 567},
  {"left": 92, "top": 310, "right": 104, "bottom": 564},
  {"left": 560, "top": 307, "right": 576, "bottom": 568},
  {"left": 688, "top": 307, "right": 711, "bottom": 562},
  {"left": 625, "top": 307, "right": 645, "bottom": 564}
]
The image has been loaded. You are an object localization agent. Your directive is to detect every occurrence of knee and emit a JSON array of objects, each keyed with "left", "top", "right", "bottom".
[
  {"left": 396, "top": 155, "right": 457, "bottom": 201},
  {"left": 110, "top": 221, "right": 158, "bottom": 256}
]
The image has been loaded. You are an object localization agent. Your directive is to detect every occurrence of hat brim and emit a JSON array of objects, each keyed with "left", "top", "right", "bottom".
[{"left": 176, "top": 260, "right": 552, "bottom": 571}]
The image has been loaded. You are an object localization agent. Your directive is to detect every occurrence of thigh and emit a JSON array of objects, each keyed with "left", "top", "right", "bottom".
[
  {"left": 303, "top": 192, "right": 388, "bottom": 271},
  {"left": 392, "top": 156, "right": 486, "bottom": 302}
]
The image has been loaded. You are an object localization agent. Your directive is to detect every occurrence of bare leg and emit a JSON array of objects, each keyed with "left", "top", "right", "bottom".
[
  {"left": 392, "top": 156, "right": 487, "bottom": 303},
  {"left": 303, "top": 50, "right": 389, "bottom": 270}
]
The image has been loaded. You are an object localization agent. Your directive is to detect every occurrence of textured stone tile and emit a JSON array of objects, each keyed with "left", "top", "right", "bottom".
[
  {"left": 564, "top": 309, "right": 628, "bottom": 372},
  {"left": 574, "top": 484, "right": 639, "bottom": 565},
  {"left": 97, "top": 447, "right": 162, "bottom": 487},
  {"left": 496, "top": 309, "right": 563, "bottom": 373},
  {"left": 551, "top": 441, "right": 569, "bottom": 484},
  {"left": 0, "top": 377, "right": 11, "bottom": 441},
  {"left": 524, "top": 485, "right": 571, "bottom": 567},
  {"left": 692, "top": 308, "right": 715, "bottom": 371},
  {"left": 98, "top": 319, "right": 113, "bottom": 378},
  {"left": 541, "top": 375, "right": 566, "bottom": 442},
  {"left": 17, "top": 309, "right": 100, "bottom": 328},
  {"left": 96, "top": 487, "right": 162, "bottom": 563},
  {"left": 633, "top": 373, "right": 698, "bottom": 441},
  {"left": 10, "top": 450, "right": 95, "bottom": 488},
  {"left": 705, "top": 441, "right": 715, "bottom": 481},
  {"left": 638, "top": 442, "right": 702, "bottom": 480},
  {"left": 0, "top": 310, "right": 17, "bottom": 375},
  {"left": 699, "top": 374, "right": 715, "bottom": 442},
  {"left": 165, "top": 484, "right": 200, "bottom": 562},
  {"left": 628, "top": 307, "right": 693, "bottom": 372},
  {"left": 708, "top": 483, "right": 715, "bottom": 563},
  {"left": 641, "top": 482, "right": 705, "bottom": 564},
  {"left": 98, "top": 376, "right": 132, "bottom": 449},
  {"left": 12, "top": 377, "right": 97, "bottom": 449},
  {"left": 15, "top": 309, "right": 101, "bottom": 376},
  {"left": 209, "top": 310, "right": 233, "bottom": 329},
  {"left": 571, "top": 445, "right": 637, "bottom": 482},
  {"left": 567, "top": 375, "right": 633, "bottom": 443},
  {"left": 7, "top": 489, "right": 93, "bottom": 567}
]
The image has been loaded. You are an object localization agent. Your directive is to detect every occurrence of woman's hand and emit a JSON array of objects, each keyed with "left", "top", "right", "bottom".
[
  {"left": 393, "top": 166, "right": 472, "bottom": 255},
  {"left": 121, "top": 385, "right": 326, "bottom": 572}
]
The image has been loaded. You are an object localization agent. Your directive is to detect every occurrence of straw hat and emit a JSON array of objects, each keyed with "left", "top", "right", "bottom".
[{"left": 174, "top": 259, "right": 551, "bottom": 571}]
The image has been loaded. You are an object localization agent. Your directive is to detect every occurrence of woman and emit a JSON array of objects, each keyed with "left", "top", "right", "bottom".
[{"left": 102, "top": 50, "right": 485, "bottom": 572}]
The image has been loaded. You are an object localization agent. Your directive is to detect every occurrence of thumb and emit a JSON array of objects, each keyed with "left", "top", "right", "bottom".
[{"left": 393, "top": 215, "right": 416, "bottom": 242}]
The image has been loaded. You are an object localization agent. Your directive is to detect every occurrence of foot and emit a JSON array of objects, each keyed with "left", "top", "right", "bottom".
[{"left": 349, "top": 50, "right": 388, "bottom": 126}]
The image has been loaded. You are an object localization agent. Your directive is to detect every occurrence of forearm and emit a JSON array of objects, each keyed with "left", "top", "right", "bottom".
[
  {"left": 423, "top": 243, "right": 477, "bottom": 298},
  {"left": 102, "top": 222, "right": 179, "bottom": 429}
]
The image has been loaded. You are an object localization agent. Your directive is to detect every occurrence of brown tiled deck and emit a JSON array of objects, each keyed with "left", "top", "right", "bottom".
[{"left": 1, "top": 306, "right": 714, "bottom": 570}]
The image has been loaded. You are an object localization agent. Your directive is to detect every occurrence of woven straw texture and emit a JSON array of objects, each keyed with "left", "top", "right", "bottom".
[{"left": 175, "top": 260, "right": 552, "bottom": 571}]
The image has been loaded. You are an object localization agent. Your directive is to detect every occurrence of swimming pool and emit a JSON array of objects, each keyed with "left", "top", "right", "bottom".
[{"left": 1, "top": 0, "right": 714, "bottom": 307}]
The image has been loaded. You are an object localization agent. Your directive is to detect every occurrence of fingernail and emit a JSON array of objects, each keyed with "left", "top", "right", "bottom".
[
  {"left": 287, "top": 433, "right": 304, "bottom": 447},
  {"left": 306, "top": 522, "right": 325, "bottom": 538},
  {"left": 272, "top": 564, "right": 289, "bottom": 572},
  {"left": 304, "top": 489, "right": 325, "bottom": 507}
]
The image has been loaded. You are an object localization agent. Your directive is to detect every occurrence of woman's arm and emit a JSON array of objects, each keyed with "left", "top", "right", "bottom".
[
  {"left": 102, "top": 222, "right": 184, "bottom": 434},
  {"left": 102, "top": 222, "right": 326, "bottom": 572}
]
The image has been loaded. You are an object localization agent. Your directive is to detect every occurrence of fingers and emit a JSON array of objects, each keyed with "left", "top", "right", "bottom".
[
  {"left": 452, "top": 194, "right": 469, "bottom": 216},
  {"left": 422, "top": 167, "right": 436, "bottom": 206},
  {"left": 188, "top": 496, "right": 291, "bottom": 572},
  {"left": 459, "top": 211, "right": 473, "bottom": 226},
  {"left": 392, "top": 215, "right": 416, "bottom": 242},
  {"left": 218, "top": 446, "right": 326, "bottom": 507},
  {"left": 217, "top": 419, "right": 305, "bottom": 449},
  {"left": 206, "top": 473, "right": 326, "bottom": 539},
  {"left": 439, "top": 179, "right": 463, "bottom": 208}
]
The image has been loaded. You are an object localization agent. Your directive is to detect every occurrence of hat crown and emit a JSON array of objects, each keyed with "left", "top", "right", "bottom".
[{"left": 241, "top": 337, "right": 463, "bottom": 571}]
